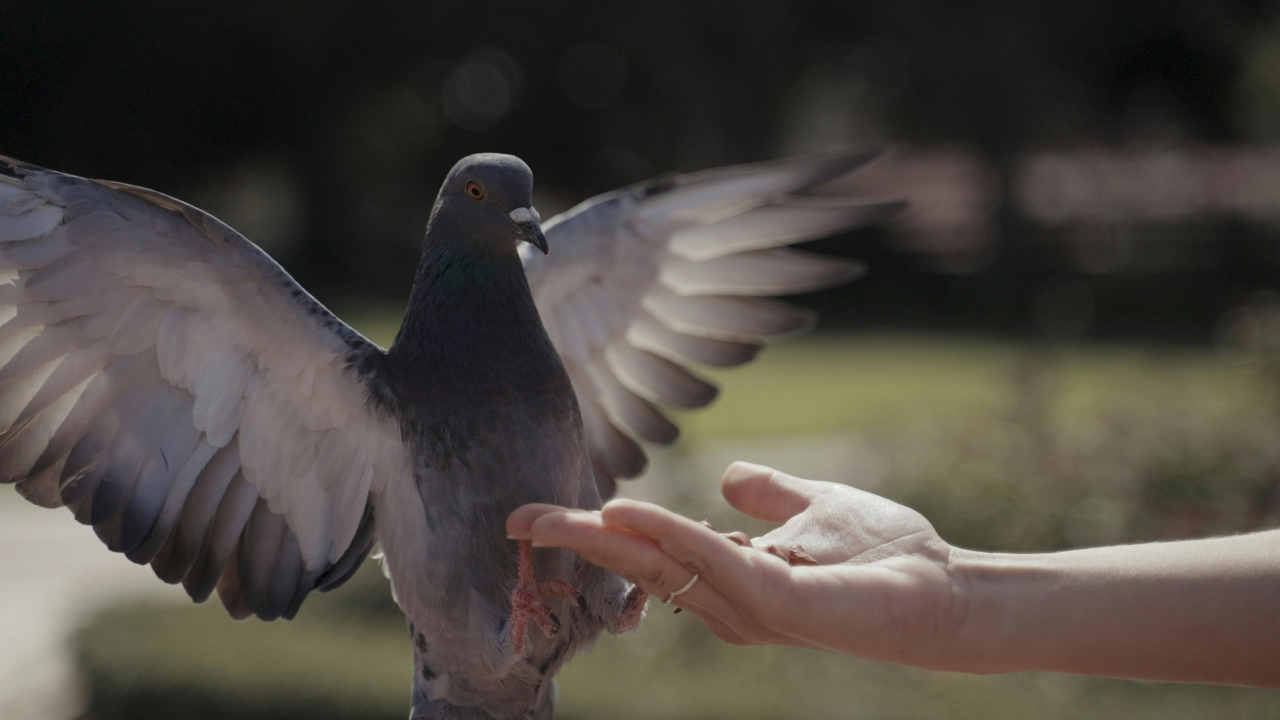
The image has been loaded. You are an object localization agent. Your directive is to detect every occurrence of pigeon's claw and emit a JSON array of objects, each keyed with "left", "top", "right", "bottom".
[
  {"left": 611, "top": 584, "right": 648, "bottom": 634},
  {"left": 512, "top": 585, "right": 560, "bottom": 637},
  {"left": 506, "top": 540, "right": 580, "bottom": 657},
  {"left": 538, "top": 579, "right": 582, "bottom": 606}
]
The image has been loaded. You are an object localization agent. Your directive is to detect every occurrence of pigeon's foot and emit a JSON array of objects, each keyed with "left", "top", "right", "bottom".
[
  {"left": 611, "top": 583, "right": 648, "bottom": 634},
  {"left": 507, "top": 540, "right": 582, "bottom": 656}
]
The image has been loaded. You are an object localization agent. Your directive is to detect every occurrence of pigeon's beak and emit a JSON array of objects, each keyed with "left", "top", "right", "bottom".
[
  {"left": 510, "top": 207, "right": 548, "bottom": 255},
  {"left": 524, "top": 224, "right": 549, "bottom": 255}
]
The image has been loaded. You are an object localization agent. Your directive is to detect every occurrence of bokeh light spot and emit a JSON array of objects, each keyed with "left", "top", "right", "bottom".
[{"left": 440, "top": 49, "right": 523, "bottom": 131}]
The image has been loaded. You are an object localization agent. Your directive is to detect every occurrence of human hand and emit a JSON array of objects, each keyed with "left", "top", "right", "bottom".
[{"left": 507, "top": 462, "right": 973, "bottom": 670}]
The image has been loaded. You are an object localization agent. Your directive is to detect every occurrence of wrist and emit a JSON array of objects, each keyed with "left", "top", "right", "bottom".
[{"left": 940, "top": 547, "right": 1031, "bottom": 675}]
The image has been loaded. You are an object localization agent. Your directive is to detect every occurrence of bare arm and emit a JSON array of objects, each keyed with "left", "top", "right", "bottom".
[
  {"left": 507, "top": 462, "right": 1280, "bottom": 688},
  {"left": 954, "top": 532, "right": 1280, "bottom": 686}
]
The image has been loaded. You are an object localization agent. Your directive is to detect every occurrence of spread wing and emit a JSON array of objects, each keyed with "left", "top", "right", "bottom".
[
  {"left": 523, "top": 151, "right": 902, "bottom": 498},
  {"left": 0, "top": 157, "right": 411, "bottom": 621}
]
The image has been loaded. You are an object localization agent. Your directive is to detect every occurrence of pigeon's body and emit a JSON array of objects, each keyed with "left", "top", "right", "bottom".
[
  {"left": 0, "top": 149, "right": 899, "bottom": 719},
  {"left": 375, "top": 198, "right": 626, "bottom": 717}
]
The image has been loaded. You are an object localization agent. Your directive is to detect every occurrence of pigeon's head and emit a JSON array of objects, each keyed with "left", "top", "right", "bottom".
[{"left": 434, "top": 153, "right": 548, "bottom": 255}]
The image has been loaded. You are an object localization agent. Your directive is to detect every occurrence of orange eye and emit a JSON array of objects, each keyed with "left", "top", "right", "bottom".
[{"left": 465, "top": 181, "right": 485, "bottom": 200}]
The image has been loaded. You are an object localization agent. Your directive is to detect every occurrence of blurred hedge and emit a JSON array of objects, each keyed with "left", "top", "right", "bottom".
[{"left": 77, "top": 566, "right": 409, "bottom": 720}]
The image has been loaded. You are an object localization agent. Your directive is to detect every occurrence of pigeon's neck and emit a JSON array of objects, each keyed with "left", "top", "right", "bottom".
[{"left": 388, "top": 230, "right": 561, "bottom": 388}]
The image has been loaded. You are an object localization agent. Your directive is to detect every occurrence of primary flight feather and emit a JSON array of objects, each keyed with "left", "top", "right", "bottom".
[{"left": 0, "top": 150, "right": 898, "bottom": 719}]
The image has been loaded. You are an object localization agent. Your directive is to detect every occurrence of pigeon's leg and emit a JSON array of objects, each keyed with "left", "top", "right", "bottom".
[
  {"left": 611, "top": 584, "right": 648, "bottom": 634},
  {"left": 506, "top": 540, "right": 582, "bottom": 656},
  {"left": 538, "top": 579, "right": 582, "bottom": 600}
]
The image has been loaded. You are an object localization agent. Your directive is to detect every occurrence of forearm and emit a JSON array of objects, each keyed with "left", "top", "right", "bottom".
[{"left": 949, "top": 530, "right": 1280, "bottom": 687}]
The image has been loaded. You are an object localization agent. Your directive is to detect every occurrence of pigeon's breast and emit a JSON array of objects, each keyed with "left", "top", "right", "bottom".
[
  {"left": 378, "top": 392, "right": 608, "bottom": 717},
  {"left": 398, "top": 376, "right": 599, "bottom": 590},
  {"left": 411, "top": 378, "right": 590, "bottom": 503}
]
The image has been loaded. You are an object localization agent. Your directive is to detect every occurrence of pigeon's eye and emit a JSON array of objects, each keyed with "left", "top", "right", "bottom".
[{"left": 465, "top": 181, "right": 485, "bottom": 201}]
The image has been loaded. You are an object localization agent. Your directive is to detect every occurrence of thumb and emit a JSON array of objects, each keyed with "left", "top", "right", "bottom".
[{"left": 720, "top": 462, "right": 829, "bottom": 523}]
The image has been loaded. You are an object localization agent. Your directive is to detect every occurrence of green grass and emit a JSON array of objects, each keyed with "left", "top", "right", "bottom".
[
  {"left": 675, "top": 334, "right": 1270, "bottom": 440},
  {"left": 74, "top": 330, "right": 1280, "bottom": 719}
]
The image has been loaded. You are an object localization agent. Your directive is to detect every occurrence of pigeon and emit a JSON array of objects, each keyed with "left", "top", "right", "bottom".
[{"left": 0, "top": 149, "right": 900, "bottom": 719}]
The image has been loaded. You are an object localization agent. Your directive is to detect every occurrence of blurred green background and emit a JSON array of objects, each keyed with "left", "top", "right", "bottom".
[{"left": 5, "top": 0, "right": 1280, "bottom": 718}]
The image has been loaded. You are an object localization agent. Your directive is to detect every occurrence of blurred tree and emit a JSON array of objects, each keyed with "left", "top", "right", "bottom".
[{"left": 1, "top": 0, "right": 1276, "bottom": 338}]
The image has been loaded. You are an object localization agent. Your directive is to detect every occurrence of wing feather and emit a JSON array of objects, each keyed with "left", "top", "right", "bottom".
[
  {"left": 0, "top": 157, "right": 411, "bottom": 621},
  {"left": 660, "top": 248, "right": 866, "bottom": 296},
  {"left": 625, "top": 310, "right": 761, "bottom": 368},
  {"left": 669, "top": 197, "right": 907, "bottom": 261},
  {"left": 185, "top": 472, "right": 259, "bottom": 603},
  {"left": 644, "top": 288, "right": 815, "bottom": 340},
  {"left": 258, "top": 529, "right": 305, "bottom": 621},
  {"left": 127, "top": 438, "right": 219, "bottom": 564},
  {"left": 152, "top": 441, "right": 241, "bottom": 583},
  {"left": 120, "top": 408, "right": 202, "bottom": 555},
  {"left": 606, "top": 343, "right": 718, "bottom": 409},
  {"left": 529, "top": 150, "right": 901, "bottom": 495},
  {"left": 587, "top": 362, "right": 679, "bottom": 445}
]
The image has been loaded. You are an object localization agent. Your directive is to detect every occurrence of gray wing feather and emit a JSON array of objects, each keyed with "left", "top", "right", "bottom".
[
  {"left": 669, "top": 196, "right": 906, "bottom": 261},
  {"left": 0, "top": 156, "right": 412, "bottom": 621},
  {"left": 187, "top": 472, "right": 259, "bottom": 603},
  {"left": 660, "top": 248, "right": 866, "bottom": 296},
  {"left": 526, "top": 150, "right": 901, "bottom": 495},
  {"left": 626, "top": 310, "right": 761, "bottom": 367}
]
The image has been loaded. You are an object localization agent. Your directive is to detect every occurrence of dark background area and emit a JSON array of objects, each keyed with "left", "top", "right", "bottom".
[{"left": 3, "top": 0, "right": 1280, "bottom": 342}]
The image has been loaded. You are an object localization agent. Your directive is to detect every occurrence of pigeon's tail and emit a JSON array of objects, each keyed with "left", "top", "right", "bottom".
[
  {"left": 410, "top": 685, "right": 555, "bottom": 720},
  {"left": 410, "top": 640, "right": 557, "bottom": 720}
]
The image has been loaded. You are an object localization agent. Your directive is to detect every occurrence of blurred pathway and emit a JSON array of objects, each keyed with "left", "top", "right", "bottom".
[{"left": 0, "top": 494, "right": 182, "bottom": 720}]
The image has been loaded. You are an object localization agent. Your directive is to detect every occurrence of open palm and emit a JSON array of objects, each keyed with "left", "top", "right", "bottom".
[{"left": 508, "top": 462, "right": 970, "bottom": 668}]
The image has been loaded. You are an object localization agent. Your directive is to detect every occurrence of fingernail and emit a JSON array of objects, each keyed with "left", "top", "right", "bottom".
[{"left": 530, "top": 540, "right": 548, "bottom": 548}]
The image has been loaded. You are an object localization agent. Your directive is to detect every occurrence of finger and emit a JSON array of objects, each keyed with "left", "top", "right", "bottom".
[
  {"left": 663, "top": 574, "right": 792, "bottom": 647},
  {"left": 531, "top": 509, "right": 726, "bottom": 604},
  {"left": 599, "top": 499, "right": 793, "bottom": 616},
  {"left": 720, "top": 462, "right": 832, "bottom": 523},
  {"left": 529, "top": 509, "right": 784, "bottom": 641},
  {"left": 506, "top": 503, "right": 572, "bottom": 540}
]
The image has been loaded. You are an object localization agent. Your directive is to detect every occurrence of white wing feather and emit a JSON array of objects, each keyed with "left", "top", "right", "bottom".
[
  {"left": 0, "top": 157, "right": 411, "bottom": 621},
  {"left": 525, "top": 151, "right": 902, "bottom": 497}
]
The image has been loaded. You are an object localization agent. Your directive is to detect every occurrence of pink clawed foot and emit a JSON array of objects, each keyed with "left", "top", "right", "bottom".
[
  {"left": 701, "top": 520, "right": 753, "bottom": 549},
  {"left": 612, "top": 584, "right": 648, "bottom": 633},
  {"left": 507, "top": 540, "right": 582, "bottom": 656}
]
